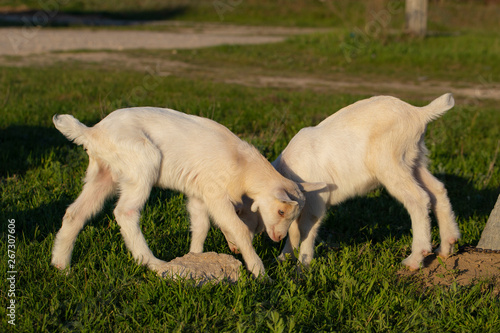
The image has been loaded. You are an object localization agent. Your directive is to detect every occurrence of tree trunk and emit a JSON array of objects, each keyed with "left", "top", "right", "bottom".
[
  {"left": 477, "top": 194, "right": 500, "bottom": 250},
  {"left": 406, "top": 0, "right": 428, "bottom": 36}
]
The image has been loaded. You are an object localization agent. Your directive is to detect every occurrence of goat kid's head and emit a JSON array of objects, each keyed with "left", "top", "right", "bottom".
[{"left": 250, "top": 181, "right": 326, "bottom": 242}]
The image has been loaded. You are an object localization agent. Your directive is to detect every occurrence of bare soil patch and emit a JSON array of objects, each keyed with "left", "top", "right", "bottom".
[{"left": 399, "top": 249, "right": 500, "bottom": 294}]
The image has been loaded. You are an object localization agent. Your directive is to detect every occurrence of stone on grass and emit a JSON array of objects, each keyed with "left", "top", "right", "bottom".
[
  {"left": 478, "top": 194, "right": 500, "bottom": 251},
  {"left": 158, "top": 252, "right": 242, "bottom": 286}
]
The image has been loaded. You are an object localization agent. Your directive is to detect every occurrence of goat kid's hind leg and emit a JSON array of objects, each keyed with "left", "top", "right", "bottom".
[
  {"left": 187, "top": 197, "right": 211, "bottom": 254},
  {"left": 52, "top": 158, "right": 115, "bottom": 271},
  {"left": 381, "top": 167, "right": 433, "bottom": 270},
  {"left": 415, "top": 166, "right": 460, "bottom": 258},
  {"left": 113, "top": 181, "right": 167, "bottom": 272}
]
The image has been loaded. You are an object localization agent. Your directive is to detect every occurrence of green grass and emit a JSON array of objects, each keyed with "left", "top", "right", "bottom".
[
  {"left": 1, "top": 1, "right": 500, "bottom": 331},
  {"left": 1, "top": 62, "right": 499, "bottom": 331},
  {"left": 162, "top": 30, "right": 500, "bottom": 85}
]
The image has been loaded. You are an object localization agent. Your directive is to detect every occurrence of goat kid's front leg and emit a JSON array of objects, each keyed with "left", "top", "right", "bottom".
[
  {"left": 209, "top": 200, "right": 265, "bottom": 277},
  {"left": 297, "top": 225, "right": 322, "bottom": 267},
  {"left": 280, "top": 200, "right": 326, "bottom": 267},
  {"left": 187, "top": 197, "right": 211, "bottom": 254},
  {"left": 278, "top": 219, "right": 300, "bottom": 262}
]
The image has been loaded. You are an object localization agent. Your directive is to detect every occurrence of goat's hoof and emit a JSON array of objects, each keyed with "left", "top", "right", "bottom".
[
  {"left": 277, "top": 253, "right": 292, "bottom": 262},
  {"left": 434, "top": 236, "right": 459, "bottom": 257},
  {"left": 434, "top": 243, "right": 456, "bottom": 259},
  {"left": 52, "top": 264, "right": 71, "bottom": 275},
  {"left": 51, "top": 259, "right": 69, "bottom": 270},
  {"left": 401, "top": 257, "right": 421, "bottom": 271},
  {"left": 403, "top": 263, "right": 420, "bottom": 271}
]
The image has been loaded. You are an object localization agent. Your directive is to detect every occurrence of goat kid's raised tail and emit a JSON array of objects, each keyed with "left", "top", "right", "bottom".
[
  {"left": 53, "top": 114, "right": 89, "bottom": 146},
  {"left": 420, "top": 93, "right": 455, "bottom": 123}
]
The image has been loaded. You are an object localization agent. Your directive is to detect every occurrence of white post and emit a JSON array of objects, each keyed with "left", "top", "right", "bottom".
[{"left": 405, "top": 0, "right": 428, "bottom": 36}]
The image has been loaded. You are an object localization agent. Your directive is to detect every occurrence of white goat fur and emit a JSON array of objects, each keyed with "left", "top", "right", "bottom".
[
  {"left": 51, "top": 107, "right": 319, "bottom": 277},
  {"left": 247, "top": 93, "right": 460, "bottom": 269}
]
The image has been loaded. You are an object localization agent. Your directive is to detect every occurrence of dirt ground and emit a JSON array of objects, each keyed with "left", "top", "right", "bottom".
[
  {"left": 399, "top": 249, "right": 500, "bottom": 295},
  {"left": 1, "top": 17, "right": 499, "bottom": 291}
]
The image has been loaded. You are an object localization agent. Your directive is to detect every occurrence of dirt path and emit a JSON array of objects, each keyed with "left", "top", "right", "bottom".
[
  {"left": 1, "top": 23, "right": 499, "bottom": 100},
  {"left": 0, "top": 28, "right": 281, "bottom": 56},
  {"left": 0, "top": 24, "right": 325, "bottom": 56}
]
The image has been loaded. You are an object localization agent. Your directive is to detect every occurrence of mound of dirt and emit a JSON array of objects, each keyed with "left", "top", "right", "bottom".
[
  {"left": 399, "top": 248, "right": 500, "bottom": 294},
  {"left": 158, "top": 252, "right": 242, "bottom": 286}
]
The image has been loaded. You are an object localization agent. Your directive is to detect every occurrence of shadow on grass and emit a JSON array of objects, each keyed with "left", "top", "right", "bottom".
[
  {"left": 0, "top": 5, "right": 189, "bottom": 27},
  {"left": 320, "top": 174, "right": 499, "bottom": 248},
  {"left": 0, "top": 125, "right": 73, "bottom": 177},
  {"left": 3, "top": 171, "right": 191, "bottom": 256}
]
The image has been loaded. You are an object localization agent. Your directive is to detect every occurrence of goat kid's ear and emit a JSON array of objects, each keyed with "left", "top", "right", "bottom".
[
  {"left": 251, "top": 201, "right": 259, "bottom": 213},
  {"left": 275, "top": 189, "right": 298, "bottom": 207},
  {"left": 298, "top": 182, "right": 327, "bottom": 193}
]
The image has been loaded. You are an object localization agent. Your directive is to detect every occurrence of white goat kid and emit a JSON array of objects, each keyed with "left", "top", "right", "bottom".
[
  {"left": 51, "top": 107, "right": 320, "bottom": 277},
  {"left": 263, "top": 93, "right": 460, "bottom": 270}
]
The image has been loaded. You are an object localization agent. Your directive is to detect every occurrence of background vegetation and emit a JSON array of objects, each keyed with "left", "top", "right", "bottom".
[{"left": 1, "top": 0, "right": 499, "bottom": 30}]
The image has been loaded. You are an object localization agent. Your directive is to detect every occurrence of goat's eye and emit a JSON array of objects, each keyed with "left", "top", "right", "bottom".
[{"left": 278, "top": 209, "right": 285, "bottom": 217}]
